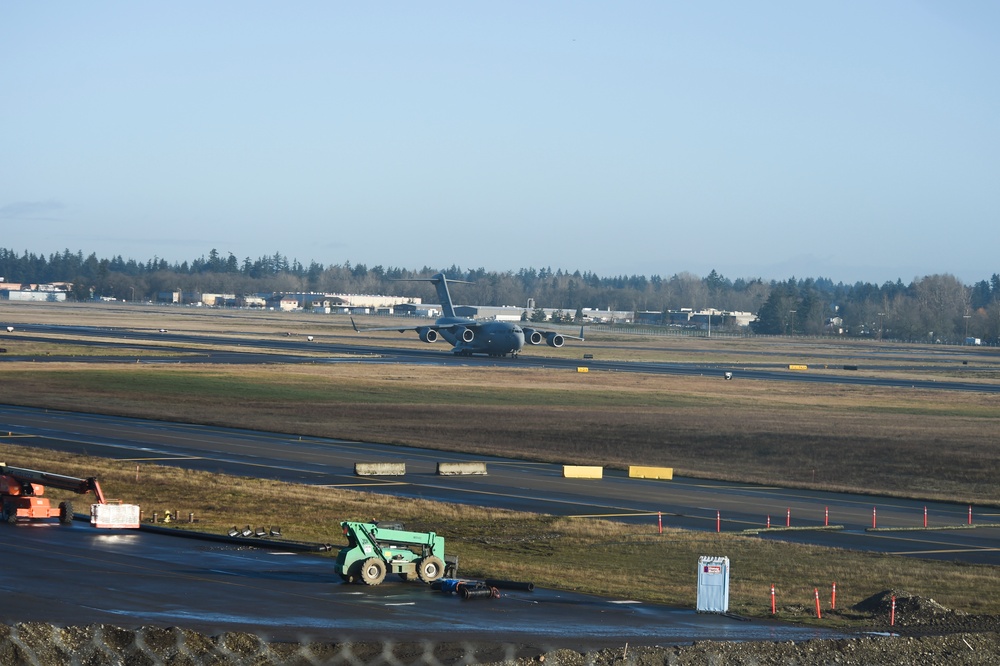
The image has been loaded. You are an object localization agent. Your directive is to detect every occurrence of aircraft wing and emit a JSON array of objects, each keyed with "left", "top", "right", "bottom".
[
  {"left": 350, "top": 318, "right": 428, "bottom": 334},
  {"left": 520, "top": 324, "right": 585, "bottom": 347},
  {"left": 350, "top": 318, "right": 475, "bottom": 336},
  {"left": 351, "top": 317, "right": 482, "bottom": 346}
]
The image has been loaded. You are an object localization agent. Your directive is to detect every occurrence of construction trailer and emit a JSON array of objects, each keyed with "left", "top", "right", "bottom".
[
  {"left": 335, "top": 521, "right": 455, "bottom": 586},
  {"left": 0, "top": 463, "right": 140, "bottom": 528}
]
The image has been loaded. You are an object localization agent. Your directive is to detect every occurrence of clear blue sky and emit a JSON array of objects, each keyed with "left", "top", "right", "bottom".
[{"left": 2, "top": 2, "right": 997, "bottom": 285}]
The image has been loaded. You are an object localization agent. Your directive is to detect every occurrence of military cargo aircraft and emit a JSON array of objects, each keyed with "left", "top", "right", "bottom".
[{"left": 351, "top": 273, "right": 583, "bottom": 357}]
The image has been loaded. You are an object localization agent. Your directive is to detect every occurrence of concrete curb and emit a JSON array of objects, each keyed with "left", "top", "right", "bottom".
[
  {"left": 866, "top": 523, "right": 1000, "bottom": 533},
  {"left": 741, "top": 525, "right": 845, "bottom": 536},
  {"left": 71, "top": 514, "right": 334, "bottom": 552}
]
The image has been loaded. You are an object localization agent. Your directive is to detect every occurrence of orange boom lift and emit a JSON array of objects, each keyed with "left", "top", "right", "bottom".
[{"left": 0, "top": 463, "right": 137, "bottom": 527}]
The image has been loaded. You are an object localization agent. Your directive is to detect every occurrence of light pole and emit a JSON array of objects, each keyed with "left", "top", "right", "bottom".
[
  {"left": 787, "top": 310, "right": 797, "bottom": 336},
  {"left": 877, "top": 312, "right": 885, "bottom": 341},
  {"left": 130, "top": 286, "right": 135, "bottom": 303},
  {"left": 964, "top": 313, "right": 971, "bottom": 342}
]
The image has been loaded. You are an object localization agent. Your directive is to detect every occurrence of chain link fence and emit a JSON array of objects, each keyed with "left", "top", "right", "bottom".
[{"left": 0, "top": 623, "right": 587, "bottom": 666}]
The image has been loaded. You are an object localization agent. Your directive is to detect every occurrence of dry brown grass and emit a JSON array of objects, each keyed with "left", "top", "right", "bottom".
[{"left": 0, "top": 360, "right": 996, "bottom": 503}]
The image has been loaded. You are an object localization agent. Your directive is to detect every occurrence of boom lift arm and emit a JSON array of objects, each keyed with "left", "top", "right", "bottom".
[{"left": 0, "top": 464, "right": 107, "bottom": 503}]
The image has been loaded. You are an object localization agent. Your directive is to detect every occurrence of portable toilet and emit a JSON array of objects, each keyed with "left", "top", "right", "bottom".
[{"left": 696, "top": 556, "right": 730, "bottom": 613}]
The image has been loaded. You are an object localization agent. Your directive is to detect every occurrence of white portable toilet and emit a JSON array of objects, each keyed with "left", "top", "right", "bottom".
[{"left": 696, "top": 556, "right": 730, "bottom": 613}]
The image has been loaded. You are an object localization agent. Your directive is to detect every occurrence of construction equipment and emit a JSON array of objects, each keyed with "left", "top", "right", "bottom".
[
  {"left": 0, "top": 463, "right": 139, "bottom": 528},
  {"left": 334, "top": 521, "right": 454, "bottom": 586}
]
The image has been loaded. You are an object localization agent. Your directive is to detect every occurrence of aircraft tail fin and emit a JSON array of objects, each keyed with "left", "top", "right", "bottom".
[
  {"left": 430, "top": 273, "right": 456, "bottom": 319},
  {"left": 391, "top": 273, "right": 472, "bottom": 319}
]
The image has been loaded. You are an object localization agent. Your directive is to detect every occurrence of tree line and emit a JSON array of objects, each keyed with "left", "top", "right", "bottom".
[{"left": 1, "top": 248, "right": 998, "bottom": 344}]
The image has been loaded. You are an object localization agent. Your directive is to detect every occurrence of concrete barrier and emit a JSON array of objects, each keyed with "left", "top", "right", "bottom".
[
  {"left": 577, "top": 367, "right": 589, "bottom": 373},
  {"left": 628, "top": 465, "right": 673, "bottom": 480},
  {"left": 354, "top": 462, "right": 406, "bottom": 476},
  {"left": 788, "top": 364, "right": 808, "bottom": 371},
  {"left": 91, "top": 503, "right": 141, "bottom": 529},
  {"left": 563, "top": 465, "right": 603, "bottom": 479},
  {"left": 436, "top": 461, "right": 488, "bottom": 476}
]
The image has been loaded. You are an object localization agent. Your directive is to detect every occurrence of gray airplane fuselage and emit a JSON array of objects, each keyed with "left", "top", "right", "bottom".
[{"left": 431, "top": 316, "right": 526, "bottom": 357}]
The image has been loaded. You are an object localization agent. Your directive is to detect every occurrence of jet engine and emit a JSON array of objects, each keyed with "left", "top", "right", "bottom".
[
  {"left": 417, "top": 327, "right": 439, "bottom": 343},
  {"left": 455, "top": 327, "right": 475, "bottom": 343},
  {"left": 545, "top": 332, "right": 565, "bottom": 348},
  {"left": 522, "top": 328, "right": 544, "bottom": 345}
]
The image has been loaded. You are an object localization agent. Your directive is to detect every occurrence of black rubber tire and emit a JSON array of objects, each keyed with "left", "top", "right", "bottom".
[
  {"left": 59, "top": 501, "right": 74, "bottom": 524},
  {"left": 359, "top": 558, "right": 386, "bottom": 586},
  {"left": 418, "top": 556, "right": 445, "bottom": 583}
]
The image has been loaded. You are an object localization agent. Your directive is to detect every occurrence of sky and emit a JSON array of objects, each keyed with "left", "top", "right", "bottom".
[{"left": 2, "top": 2, "right": 998, "bottom": 285}]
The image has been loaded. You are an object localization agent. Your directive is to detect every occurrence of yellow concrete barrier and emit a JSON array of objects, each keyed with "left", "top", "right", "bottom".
[
  {"left": 788, "top": 364, "right": 808, "bottom": 371},
  {"left": 577, "top": 367, "right": 589, "bottom": 373},
  {"left": 563, "top": 465, "right": 604, "bottom": 479},
  {"left": 628, "top": 465, "right": 674, "bottom": 480}
]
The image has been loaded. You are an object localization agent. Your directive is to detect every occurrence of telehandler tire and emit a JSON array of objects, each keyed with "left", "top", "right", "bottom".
[
  {"left": 418, "top": 556, "right": 445, "bottom": 583},
  {"left": 59, "top": 501, "right": 74, "bottom": 524},
  {"left": 360, "top": 558, "right": 386, "bottom": 586}
]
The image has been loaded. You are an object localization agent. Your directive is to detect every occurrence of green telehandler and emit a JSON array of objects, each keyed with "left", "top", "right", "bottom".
[{"left": 334, "top": 521, "right": 455, "bottom": 586}]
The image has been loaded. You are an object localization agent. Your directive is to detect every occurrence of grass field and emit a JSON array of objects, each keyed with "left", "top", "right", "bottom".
[
  {"left": 2, "top": 301, "right": 999, "bottom": 627},
  {"left": 0, "top": 361, "right": 996, "bottom": 503}
]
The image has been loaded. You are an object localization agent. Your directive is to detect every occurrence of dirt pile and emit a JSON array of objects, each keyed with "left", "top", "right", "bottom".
[{"left": 849, "top": 589, "right": 1000, "bottom": 635}]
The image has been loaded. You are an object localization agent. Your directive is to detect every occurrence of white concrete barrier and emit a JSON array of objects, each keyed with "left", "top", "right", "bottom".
[
  {"left": 563, "top": 465, "right": 604, "bottom": 479},
  {"left": 354, "top": 462, "right": 406, "bottom": 476},
  {"left": 437, "top": 461, "right": 488, "bottom": 476},
  {"left": 91, "top": 503, "right": 141, "bottom": 529}
]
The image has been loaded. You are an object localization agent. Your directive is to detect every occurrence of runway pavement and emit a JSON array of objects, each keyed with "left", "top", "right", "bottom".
[
  {"left": 5, "top": 323, "right": 1000, "bottom": 393},
  {"left": 0, "top": 498, "right": 846, "bottom": 647},
  {"left": 2, "top": 405, "right": 998, "bottom": 565}
]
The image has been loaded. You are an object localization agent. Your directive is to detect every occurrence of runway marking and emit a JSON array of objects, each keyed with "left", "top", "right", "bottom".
[
  {"left": 316, "top": 482, "right": 408, "bottom": 488},
  {"left": 117, "top": 456, "right": 205, "bottom": 462},
  {"left": 405, "top": 482, "right": 645, "bottom": 514},
  {"left": 566, "top": 512, "right": 663, "bottom": 518},
  {"left": 888, "top": 547, "right": 1000, "bottom": 555},
  {"left": 610, "top": 600, "right": 641, "bottom": 604},
  {"left": 687, "top": 484, "right": 781, "bottom": 490}
]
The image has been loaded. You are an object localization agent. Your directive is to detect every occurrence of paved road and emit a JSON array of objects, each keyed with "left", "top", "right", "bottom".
[
  {"left": 0, "top": 500, "right": 844, "bottom": 647},
  {"left": 2, "top": 405, "right": 998, "bottom": 565},
  {"left": 5, "top": 323, "right": 1000, "bottom": 393}
]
